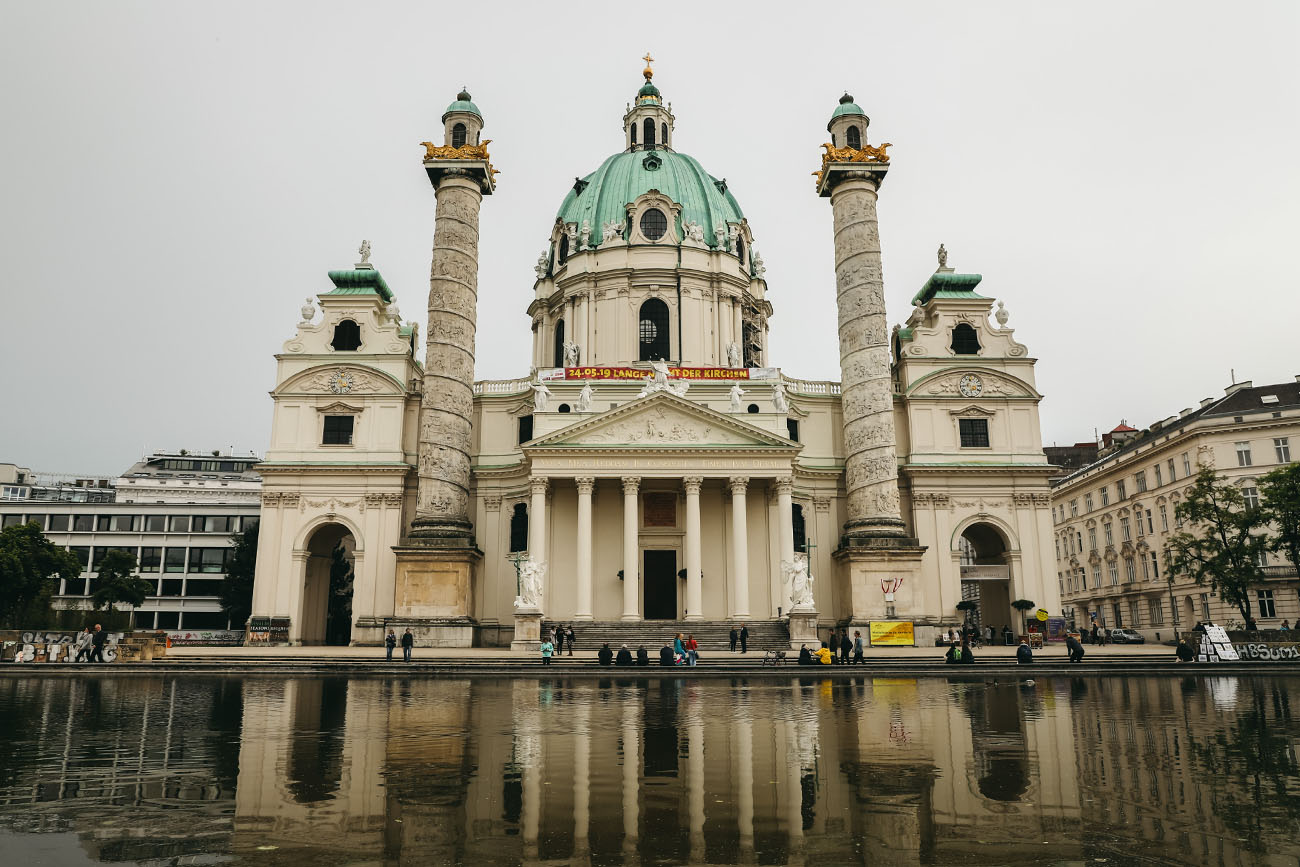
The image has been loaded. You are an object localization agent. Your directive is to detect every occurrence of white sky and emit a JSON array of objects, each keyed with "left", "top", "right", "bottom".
[{"left": 2, "top": 1, "right": 1297, "bottom": 474}]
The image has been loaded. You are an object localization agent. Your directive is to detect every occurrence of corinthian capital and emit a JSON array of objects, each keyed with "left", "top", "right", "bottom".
[
  {"left": 575, "top": 477, "right": 596, "bottom": 495},
  {"left": 728, "top": 476, "right": 750, "bottom": 495},
  {"left": 621, "top": 476, "right": 641, "bottom": 495},
  {"left": 529, "top": 476, "right": 550, "bottom": 496},
  {"left": 682, "top": 476, "right": 704, "bottom": 495}
]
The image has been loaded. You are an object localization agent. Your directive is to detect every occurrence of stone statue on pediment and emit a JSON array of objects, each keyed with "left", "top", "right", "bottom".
[
  {"left": 726, "top": 341, "right": 742, "bottom": 368},
  {"left": 532, "top": 382, "right": 552, "bottom": 412},
  {"left": 576, "top": 380, "right": 594, "bottom": 412},
  {"left": 729, "top": 383, "right": 745, "bottom": 412}
]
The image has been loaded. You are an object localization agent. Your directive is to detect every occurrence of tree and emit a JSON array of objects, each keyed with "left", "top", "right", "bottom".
[
  {"left": 92, "top": 548, "right": 154, "bottom": 615},
  {"left": 1258, "top": 462, "right": 1300, "bottom": 579},
  {"left": 0, "top": 521, "right": 82, "bottom": 627},
  {"left": 219, "top": 521, "right": 259, "bottom": 629},
  {"left": 1164, "top": 467, "right": 1268, "bottom": 625}
]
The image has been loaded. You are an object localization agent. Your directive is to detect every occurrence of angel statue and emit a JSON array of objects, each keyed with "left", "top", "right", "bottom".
[
  {"left": 772, "top": 380, "right": 789, "bottom": 413},
  {"left": 531, "top": 381, "right": 552, "bottom": 412},
  {"left": 358, "top": 240, "right": 372, "bottom": 265},
  {"left": 576, "top": 380, "right": 594, "bottom": 412},
  {"left": 563, "top": 341, "right": 580, "bottom": 368},
  {"left": 781, "top": 553, "right": 816, "bottom": 609},
  {"left": 534, "top": 250, "right": 549, "bottom": 279},
  {"left": 726, "top": 341, "right": 742, "bottom": 368},
  {"left": 937, "top": 243, "right": 948, "bottom": 269},
  {"left": 729, "top": 383, "right": 745, "bottom": 413},
  {"left": 515, "top": 558, "right": 546, "bottom": 609}
]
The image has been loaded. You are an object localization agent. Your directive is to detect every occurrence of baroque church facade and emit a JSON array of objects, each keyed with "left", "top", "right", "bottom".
[{"left": 249, "top": 62, "right": 1060, "bottom": 647}]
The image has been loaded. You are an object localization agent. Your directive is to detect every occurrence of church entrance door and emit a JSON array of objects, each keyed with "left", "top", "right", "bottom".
[{"left": 643, "top": 549, "right": 677, "bottom": 620}]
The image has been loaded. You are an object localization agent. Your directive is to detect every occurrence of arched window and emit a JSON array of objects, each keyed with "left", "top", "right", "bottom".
[
  {"left": 451, "top": 123, "right": 467, "bottom": 148},
  {"left": 553, "top": 319, "right": 565, "bottom": 368},
  {"left": 558, "top": 235, "right": 569, "bottom": 264},
  {"left": 639, "top": 208, "right": 667, "bottom": 240},
  {"left": 661, "top": 123, "right": 668, "bottom": 146},
  {"left": 638, "top": 298, "right": 670, "bottom": 361},
  {"left": 845, "top": 125, "right": 861, "bottom": 149},
  {"left": 792, "top": 504, "right": 806, "bottom": 553},
  {"left": 951, "top": 323, "right": 981, "bottom": 355},
  {"left": 509, "top": 504, "right": 528, "bottom": 553},
  {"left": 330, "top": 319, "right": 361, "bottom": 351},
  {"left": 630, "top": 124, "right": 637, "bottom": 146},
  {"left": 643, "top": 118, "right": 656, "bottom": 149},
  {"left": 735, "top": 235, "right": 745, "bottom": 264}
]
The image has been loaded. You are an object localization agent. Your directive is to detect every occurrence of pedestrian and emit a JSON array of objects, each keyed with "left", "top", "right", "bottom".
[
  {"left": 541, "top": 636, "right": 554, "bottom": 665},
  {"left": 729, "top": 627, "right": 738, "bottom": 652},
  {"left": 1002, "top": 624, "right": 1013, "bottom": 646},
  {"left": 674, "top": 633, "right": 686, "bottom": 664},
  {"left": 74, "top": 627, "right": 92, "bottom": 662},
  {"left": 89, "top": 624, "right": 107, "bottom": 663},
  {"left": 1281, "top": 620, "right": 1291, "bottom": 632},
  {"left": 839, "top": 630, "right": 851, "bottom": 663},
  {"left": 566, "top": 624, "right": 576, "bottom": 655},
  {"left": 554, "top": 625, "right": 565, "bottom": 656},
  {"left": 686, "top": 633, "right": 699, "bottom": 666},
  {"left": 385, "top": 629, "right": 397, "bottom": 661},
  {"left": 984, "top": 624, "right": 994, "bottom": 645},
  {"left": 401, "top": 627, "right": 414, "bottom": 662},
  {"left": 853, "top": 630, "right": 864, "bottom": 664},
  {"left": 615, "top": 644, "right": 633, "bottom": 666},
  {"left": 1016, "top": 638, "right": 1033, "bottom": 665},
  {"left": 598, "top": 643, "right": 614, "bottom": 665},
  {"left": 1066, "top": 633, "right": 1085, "bottom": 664},
  {"left": 636, "top": 645, "right": 650, "bottom": 666},
  {"left": 1192, "top": 621, "right": 1206, "bottom": 633},
  {"left": 740, "top": 624, "right": 749, "bottom": 654},
  {"left": 1246, "top": 616, "right": 1258, "bottom": 632}
]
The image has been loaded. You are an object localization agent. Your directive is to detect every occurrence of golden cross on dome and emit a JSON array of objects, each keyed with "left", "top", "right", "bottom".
[{"left": 642, "top": 52, "right": 655, "bottom": 80}]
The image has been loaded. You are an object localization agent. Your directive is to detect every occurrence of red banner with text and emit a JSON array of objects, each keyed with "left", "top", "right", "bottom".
[{"left": 561, "top": 366, "right": 750, "bottom": 381}]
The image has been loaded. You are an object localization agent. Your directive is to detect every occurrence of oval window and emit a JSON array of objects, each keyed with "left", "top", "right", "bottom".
[{"left": 639, "top": 208, "right": 668, "bottom": 241}]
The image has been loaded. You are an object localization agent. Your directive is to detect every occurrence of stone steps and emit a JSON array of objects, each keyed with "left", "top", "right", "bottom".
[{"left": 540, "top": 620, "right": 788, "bottom": 652}]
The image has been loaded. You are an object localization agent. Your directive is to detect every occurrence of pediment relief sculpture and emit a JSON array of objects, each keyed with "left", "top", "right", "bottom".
[{"left": 919, "top": 371, "right": 1034, "bottom": 398}]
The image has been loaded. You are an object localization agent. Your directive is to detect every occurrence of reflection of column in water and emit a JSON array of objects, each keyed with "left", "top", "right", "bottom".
[
  {"left": 736, "top": 713, "right": 755, "bottom": 858},
  {"left": 794, "top": 680, "right": 822, "bottom": 835},
  {"left": 622, "top": 693, "right": 640, "bottom": 857},
  {"left": 687, "top": 685, "right": 706, "bottom": 862},
  {"left": 574, "top": 696, "right": 591, "bottom": 861},
  {"left": 513, "top": 682, "right": 542, "bottom": 855}
]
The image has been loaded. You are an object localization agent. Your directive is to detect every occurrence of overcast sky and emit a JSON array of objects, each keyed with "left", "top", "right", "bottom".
[{"left": 2, "top": 2, "right": 1296, "bottom": 475}]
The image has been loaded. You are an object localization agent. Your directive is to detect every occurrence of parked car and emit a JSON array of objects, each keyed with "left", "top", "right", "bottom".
[{"left": 1108, "top": 628, "right": 1145, "bottom": 644}]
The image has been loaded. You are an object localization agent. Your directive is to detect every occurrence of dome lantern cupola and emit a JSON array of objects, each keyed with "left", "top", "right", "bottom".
[
  {"left": 827, "top": 92, "right": 868, "bottom": 150},
  {"left": 624, "top": 53, "right": 674, "bottom": 152},
  {"left": 442, "top": 87, "right": 483, "bottom": 149}
]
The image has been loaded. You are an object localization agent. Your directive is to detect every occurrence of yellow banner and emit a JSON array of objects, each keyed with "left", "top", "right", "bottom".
[{"left": 869, "top": 621, "right": 915, "bottom": 646}]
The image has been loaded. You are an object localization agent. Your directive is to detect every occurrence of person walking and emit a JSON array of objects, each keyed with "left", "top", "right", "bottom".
[
  {"left": 739, "top": 624, "right": 749, "bottom": 654},
  {"left": 853, "top": 630, "right": 864, "bottom": 664},
  {"left": 554, "top": 625, "right": 565, "bottom": 656},
  {"left": 673, "top": 633, "right": 686, "bottom": 664},
  {"left": 686, "top": 634, "right": 699, "bottom": 666},
  {"left": 1066, "top": 633, "right": 1085, "bottom": 664},
  {"left": 540, "top": 636, "right": 554, "bottom": 665},
  {"left": 565, "top": 624, "right": 576, "bottom": 655},
  {"left": 385, "top": 629, "right": 397, "bottom": 661},
  {"left": 401, "top": 627, "right": 414, "bottom": 662},
  {"left": 839, "top": 630, "right": 852, "bottom": 664},
  {"left": 74, "top": 627, "right": 93, "bottom": 663},
  {"left": 729, "top": 627, "right": 739, "bottom": 653},
  {"left": 89, "top": 624, "right": 107, "bottom": 663}
]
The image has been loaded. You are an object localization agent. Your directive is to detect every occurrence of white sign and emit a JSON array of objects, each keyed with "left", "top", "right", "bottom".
[{"left": 1198, "top": 625, "right": 1240, "bottom": 662}]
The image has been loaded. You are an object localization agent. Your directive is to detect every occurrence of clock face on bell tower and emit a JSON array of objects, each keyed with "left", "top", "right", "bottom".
[
  {"left": 328, "top": 370, "right": 354, "bottom": 394},
  {"left": 958, "top": 373, "right": 983, "bottom": 398}
]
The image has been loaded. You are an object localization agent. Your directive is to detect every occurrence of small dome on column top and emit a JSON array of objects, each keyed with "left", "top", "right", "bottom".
[{"left": 442, "top": 88, "right": 481, "bottom": 122}]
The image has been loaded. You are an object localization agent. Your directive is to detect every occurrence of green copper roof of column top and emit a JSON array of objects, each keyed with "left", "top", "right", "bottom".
[
  {"left": 442, "top": 89, "right": 481, "bottom": 121},
  {"left": 556, "top": 150, "right": 744, "bottom": 247},
  {"left": 830, "top": 92, "right": 865, "bottom": 119},
  {"left": 911, "top": 271, "right": 985, "bottom": 306},
  {"left": 325, "top": 268, "right": 394, "bottom": 303}
]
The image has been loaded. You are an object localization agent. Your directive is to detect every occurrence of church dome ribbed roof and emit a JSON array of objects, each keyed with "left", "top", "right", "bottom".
[{"left": 556, "top": 150, "right": 744, "bottom": 247}]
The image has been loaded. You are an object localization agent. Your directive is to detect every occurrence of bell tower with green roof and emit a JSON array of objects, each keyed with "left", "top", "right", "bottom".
[{"left": 622, "top": 53, "right": 675, "bottom": 152}]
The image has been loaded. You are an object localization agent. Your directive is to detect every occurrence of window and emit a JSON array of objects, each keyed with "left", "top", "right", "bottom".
[
  {"left": 845, "top": 125, "right": 862, "bottom": 149},
  {"left": 558, "top": 234, "right": 569, "bottom": 264},
  {"left": 451, "top": 122, "right": 466, "bottom": 148},
  {"left": 1117, "top": 480, "right": 1127, "bottom": 500},
  {"left": 1, "top": 514, "right": 25, "bottom": 529},
  {"left": 1242, "top": 485, "right": 1260, "bottom": 510},
  {"left": 1077, "top": 532, "right": 1083, "bottom": 553},
  {"left": 330, "top": 319, "right": 362, "bottom": 351},
  {"left": 629, "top": 123, "right": 636, "bottom": 145},
  {"left": 639, "top": 208, "right": 667, "bottom": 241},
  {"left": 508, "top": 503, "right": 528, "bottom": 553},
  {"left": 958, "top": 418, "right": 989, "bottom": 448},
  {"left": 553, "top": 319, "right": 565, "bottom": 368},
  {"left": 786, "top": 419, "right": 800, "bottom": 442},
  {"left": 792, "top": 504, "right": 807, "bottom": 553},
  {"left": 1200, "top": 593, "right": 1211, "bottom": 619},
  {"left": 1121, "top": 517, "right": 1131, "bottom": 541},
  {"left": 1092, "top": 565, "right": 1102, "bottom": 588},
  {"left": 160, "top": 579, "right": 184, "bottom": 597},
  {"left": 189, "top": 548, "right": 228, "bottom": 573},
  {"left": 735, "top": 234, "right": 745, "bottom": 264},
  {"left": 1145, "top": 509, "right": 1154, "bottom": 535},
  {"left": 164, "top": 548, "right": 186, "bottom": 573},
  {"left": 1070, "top": 499, "right": 1078, "bottom": 517},
  {"left": 1085, "top": 494, "right": 1094, "bottom": 512},
  {"left": 183, "top": 580, "right": 224, "bottom": 598},
  {"left": 1148, "top": 598, "right": 1164, "bottom": 625},
  {"left": 1125, "top": 558, "right": 1136, "bottom": 583},
  {"left": 323, "top": 415, "right": 355, "bottom": 445},
  {"left": 47, "top": 514, "right": 69, "bottom": 531},
  {"left": 1088, "top": 527, "right": 1097, "bottom": 551},
  {"left": 950, "top": 323, "right": 981, "bottom": 355},
  {"left": 1182, "top": 453, "right": 1192, "bottom": 476},
  {"left": 193, "top": 516, "right": 235, "bottom": 533},
  {"left": 1258, "top": 590, "right": 1276, "bottom": 619},
  {"left": 1, "top": 487, "right": 28, "bottom": 500},
  {"left": 1236, "top": 441, "right": 1252, "bottom": 467},
  {"left": 642, "top": 118, "right": 655, "bottom": 148},
  {"left": 1103, "top": 522, "right": 1113, "bottom": 545},
  {"left": 1154, "top": 465, "right": 1162, "bottom": 487},
  {"left": 638, "top": 298, "right": 670, "bottom": 360},
  {"left": 1054, "top": 538, "right": 1060, "bottom": 559},
  {"left": 1108, "top": 563, "right": 1119, "bottom": 585},
  {"left": 139, "top": 547, "right": 161, "bottom": 572},
  {"left": 1276, "top": 438, "right": 1292, "bottom": 463},
  {"left": 145, "top": 515, "right": 167, "bottom": 532},
  {"left": 168, "top": 515, "right": 190, "bottom": 532},
  {"left": 1134, "top": 471, "right": 1147, "bottom": 493},
  {"left": 1168, "top": 459, "right": 1177, "bottom": 482},
  {"left": 1100, "top": 486, "right": 1109, "bottom": 506},
  {"left": 1059, "top": 573, "right": 1065, "bottom": 595},
  {"left": 72, "top": 514, "right": 94, "bottom": 532},
  {"left": 517, "top": 415, "right": 534, "bottom": 444},
  {"left": 1140, "top": 554, "right": 1149, "bottom": 581},
  {"left": 1129, "top": 599, "right": 1141, "bottom": 626},
  {"left": 661, "top": 122, "right": 668, "bottom": 145},
  {"left": 1159, "top": 505, "right": 1169, "bottom": 532},
  {"left": 1149, "top": 551, "right": 1159, "bottom": 580},
  {"left": 1254, "top": 547, "right": 1269, "bottom": 567}
]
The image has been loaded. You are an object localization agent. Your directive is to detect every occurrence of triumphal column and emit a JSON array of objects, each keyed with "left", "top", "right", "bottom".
[
  {"left": 814, "top": 93, "right": 926, "bottom": 636},
  {"left": 392, "top": 89, "right": 496, "bottom": 647}
]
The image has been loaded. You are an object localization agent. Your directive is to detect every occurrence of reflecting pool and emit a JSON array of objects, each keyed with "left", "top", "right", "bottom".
[{"left": 1, "top": 675, "right": 1298, "bottom": 865}]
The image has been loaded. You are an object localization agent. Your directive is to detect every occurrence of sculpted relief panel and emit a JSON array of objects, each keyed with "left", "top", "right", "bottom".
[{"left": 569, "top": 407, "right": 753, "bottom": 446}]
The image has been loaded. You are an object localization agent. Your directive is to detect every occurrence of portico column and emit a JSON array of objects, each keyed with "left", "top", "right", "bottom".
[
  {"left": 729, "top": 476, "right": 751, "bottom": 619},
  {"left": 683, "top": 477, "right": 704, "bottom": 621},
  {"left": 622, "top": 477, "right": 641, "bottom": 621},
  {"left": 575, "top": 477, "right": 595, "bottom": 620},
  {"left": 776, "top": 477, "right": 796, "bottom": 611},
  {"left": 528, "top": 476, "right": 548, "bottom": 564}
]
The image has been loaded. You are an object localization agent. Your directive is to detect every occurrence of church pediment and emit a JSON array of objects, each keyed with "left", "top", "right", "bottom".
[
  {"left": 275, "top": 364, "right": 407, "bottom": 397},
  {"left": 526, "top": 392, "right": 799, "bottom": 451},
  {"left": 906, "top": 368, "right": 1040, "bottom": 399}
]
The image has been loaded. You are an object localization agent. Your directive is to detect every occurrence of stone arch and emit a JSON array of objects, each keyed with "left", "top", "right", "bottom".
[
  {"left": 294, "top": 515, "right": 364, "bottom": 646},
  {"left": 949, "top": 514, "right": 1018, "bottom": 555}
]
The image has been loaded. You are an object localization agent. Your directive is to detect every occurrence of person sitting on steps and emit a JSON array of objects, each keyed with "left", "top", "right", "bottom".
[{"left": 597, "top": 643, "right": 613, "bottom": 666}]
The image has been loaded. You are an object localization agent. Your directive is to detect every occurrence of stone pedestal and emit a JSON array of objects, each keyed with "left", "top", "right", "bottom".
[
  {"left": 834, "top": 541, "right": 929, "bottom": 645},
  {"left": 390, "top": 544, "right": 481, "bottom": 647},
  {"left": 511, "top": 609, "right": 543, "bottom": 652},
  {"left": 788, "top": 608, "right": 821, "bottom": 650}
]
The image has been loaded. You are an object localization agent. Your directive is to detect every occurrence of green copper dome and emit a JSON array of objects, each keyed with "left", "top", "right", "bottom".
[
  {"left": 637, "top": 81, "right": 661, "bottom": 100},
  {"left": 442, "top": 89, "right": 481, "bottom": 122},
  {"left": 828, "top": 92, "right": 866, "bottom": 128},
  {"left": 556, "top": 150, "right": 744, "bottom": 248}
]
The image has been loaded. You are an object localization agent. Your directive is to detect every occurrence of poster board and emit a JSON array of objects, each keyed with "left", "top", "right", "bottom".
[
  {"left": 247, "top": 617, "right": 290, "bottom": 646},
  {"left": 868, "top": 621, "right": 915, "bottom": 647},
  {"left": 1197, "top": 625, "right": 1240, "bottom": 662}
]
